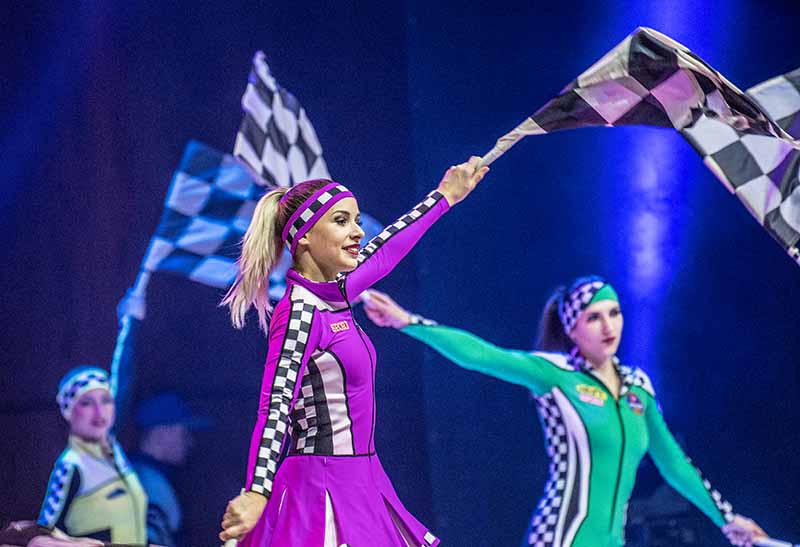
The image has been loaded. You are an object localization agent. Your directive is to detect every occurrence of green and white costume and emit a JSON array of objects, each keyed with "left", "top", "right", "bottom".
[{"left": 403, "top": 322, "right": 733, "bottom": 547}]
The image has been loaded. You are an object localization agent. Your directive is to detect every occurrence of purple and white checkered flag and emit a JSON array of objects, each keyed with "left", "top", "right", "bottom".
[
  {"left": 481, "top": 27, "right": 800, "bottom": 264},
  {"left": 234, "top": 51, "right": 330, "bottom": 186}
]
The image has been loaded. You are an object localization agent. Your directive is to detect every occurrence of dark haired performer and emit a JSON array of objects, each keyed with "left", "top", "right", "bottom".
[{"left": 363, "top": 277, "right": 767, "bottom": 547}]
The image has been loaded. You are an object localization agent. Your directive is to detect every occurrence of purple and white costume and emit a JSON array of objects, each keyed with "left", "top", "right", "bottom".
[{"left": 240, "top": 186, "right": 447, "bottom": 547}]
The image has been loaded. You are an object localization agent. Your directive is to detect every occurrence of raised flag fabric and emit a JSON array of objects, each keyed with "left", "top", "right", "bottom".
[
  {"left": 234, "top": 51, "right": 329, "bottom": 187},
  {"left": 140, "top": 141, "right": 260, "bottom": 290},
  {"left": 481, "top": 27, "right": 800, "bottom": 263}
]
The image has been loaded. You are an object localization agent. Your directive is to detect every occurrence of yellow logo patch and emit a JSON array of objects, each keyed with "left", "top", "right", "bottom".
[
  {"left": 576, "top": 384, "right": 607, "bottom": 406},
  {"left": 330, "top": 320, "right": 350, "bottom": 333}
]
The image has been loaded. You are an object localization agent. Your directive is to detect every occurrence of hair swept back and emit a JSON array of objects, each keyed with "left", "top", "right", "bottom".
[
  {"left": 221, "top": 179, "right": 333, "bottom": 332},
  {"left": 535, "top": 285, "right": 573, "bottom": 353}
]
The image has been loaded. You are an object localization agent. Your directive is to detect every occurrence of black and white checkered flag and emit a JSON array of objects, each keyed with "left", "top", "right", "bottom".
[
  {"left": 121, "top": 53, "right": 383, "bottom": 320},
  {"left": 234, "top": 51, "right": 330, "bottom": 186},
  {"left": 140, "top": 140, "right": 262, "bottom": 291},
  {"left": 113, "top": 53, "right": 382, "bottom": 408},
  {"left": 481, "top": 27, "right": 800, "bottom": 264}
]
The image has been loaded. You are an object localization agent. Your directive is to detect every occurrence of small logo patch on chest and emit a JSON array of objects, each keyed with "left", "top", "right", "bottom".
[
  {"left": 576, "top": 384, "right": 607, "bottom": 406},
  {"left": 330, "top": 320, "right": 350, "bottom": 333},
  {"left": 105, "top": 487, "right": 128, "bottom": 500},
  {"left": 626, "top": 392, "right": 644, "bottom": 415}
]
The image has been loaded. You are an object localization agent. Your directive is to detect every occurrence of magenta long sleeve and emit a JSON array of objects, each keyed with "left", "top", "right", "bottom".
[
  {"left": 243, "top": 190, "right": 449, "bottom": 499},
  {"left": 342, "top": 190, "right": 449, "bottom": 300}
]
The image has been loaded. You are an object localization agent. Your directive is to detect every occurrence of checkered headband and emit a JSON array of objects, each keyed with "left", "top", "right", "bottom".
[
  {"left": 558, "top": 277, "right": 618, "bottom": 333},
  {"left": 280, "top": 182, "right": 353, "bottom": 254},
  {"left": 56, "top": 366, "right": 111, "bottom": 420}
]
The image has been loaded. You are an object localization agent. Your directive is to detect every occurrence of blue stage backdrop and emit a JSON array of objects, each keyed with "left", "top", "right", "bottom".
[{"left": 1, "top": 2, "right": 798, "bottom": 546}]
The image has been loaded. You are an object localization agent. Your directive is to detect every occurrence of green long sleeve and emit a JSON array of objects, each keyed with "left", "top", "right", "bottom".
[
  {"left": 403, "top": 323, "right": 564, "bottom": 396},
  {"left": 644, "top": 393, "right": 732, "bottom": 527}
]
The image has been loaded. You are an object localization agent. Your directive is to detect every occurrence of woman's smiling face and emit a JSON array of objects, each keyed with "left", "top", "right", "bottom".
[{"left": 300, "top": 197, "right": 365, "bottom": 280}]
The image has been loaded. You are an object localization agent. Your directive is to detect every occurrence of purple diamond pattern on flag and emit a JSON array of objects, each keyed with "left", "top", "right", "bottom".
[{"left": 481, "top": 27, "right": 800, "bottom": 264}]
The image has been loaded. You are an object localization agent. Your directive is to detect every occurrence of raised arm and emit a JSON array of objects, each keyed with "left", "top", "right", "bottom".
[
  {"left": 341, "top": 157, "right": 488, "bottom": 300},
  {"left": 219, "top": 294, "right": 322, "bottom": 542},
  {"left": 363, "top": 290, "right": 563, "bottom": 395},
  {"left": 643, "top": 381, "right": 767, "bottom": 545}
]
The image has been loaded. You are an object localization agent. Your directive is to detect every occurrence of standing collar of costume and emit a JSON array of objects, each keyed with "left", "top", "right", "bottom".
[
  {"left": 69, "top": 434, "right": 115, "bottom": 460},
  {"left": 68, "top": 434, "right": 130, "bottom": 472},
  {"left": 568, "top": 351, "right": 636, "bottom": 394},
  {"left": 285, "top": 269, "right": 348, "bottom": 307}
]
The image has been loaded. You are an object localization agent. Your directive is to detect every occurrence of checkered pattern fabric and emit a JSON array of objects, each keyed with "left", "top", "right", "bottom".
[
  {"left": 702, "top": 477, "right": 735, "bottom": 523},
  {"left": 355, "top": 191, "right": 445, "bottom": 264},
  {"left": 528, "top": 393, "right": 570, "bottom": 547},
  {"left": 138, "top": 54, "right": 385, "bottom": 298},
  {"left": 484, "top": 27, "right": 800, "bottom": 264},
  {"left": 620, "top": 365, "right": 655, "bottom": 397},
  {"left": 282, "top": 183, "right": 352, "bottom": 251},
  {"left": 408, "top": 313, "right": 437, "bottom": 327},
  {"left": 685, "top": 67, "right": 800, "bottom": 263},
  {"left": 142, "top": 140, "right": 266, "bottom": 290},
  {"left": 251, "top": 298, "right": 316, "bottom": 496},
  {"left": 38, "top": 460, "right": 76, "bottom": 526},
  {"left": 234, "top": 51, "right": 329, "bottom": 187},
  {"left": 291, "top": 375, "right": 318, "bottom": 454},
  {"left": 558, "top": 280, "right": 605, "bottom": 333},
  {"left": 56, "top": 367, "right": 111, "bottom": 419}
]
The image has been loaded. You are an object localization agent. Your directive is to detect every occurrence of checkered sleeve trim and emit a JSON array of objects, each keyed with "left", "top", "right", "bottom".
[
  {"left": 355, "top": 191, "right": 445, "bottom": 265},
  {"left": 408, "top": 313, "right": 437, "bottom": 327},
  {"left": 249, "top": 299, "right": 317, "bottom": 497},
  {"left": 37, "top": 458, "right": 79, "bottom": 528},
  {"left": 698, "top": 470, "right": 735, "bottom": 523}
]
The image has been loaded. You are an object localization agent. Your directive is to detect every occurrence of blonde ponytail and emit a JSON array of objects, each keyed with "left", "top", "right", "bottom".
[{"left": 222, "top": 187, "right": 289, "bottom": 331}]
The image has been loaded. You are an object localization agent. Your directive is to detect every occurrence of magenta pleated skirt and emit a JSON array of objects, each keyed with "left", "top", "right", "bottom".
[{"left": 238, "top": 454, "right": 439, "bottom": 547}]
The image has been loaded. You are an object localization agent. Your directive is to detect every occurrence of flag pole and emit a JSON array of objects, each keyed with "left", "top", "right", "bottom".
[{"left": 109, "top": 266, "right": 151, "bottom": 425}]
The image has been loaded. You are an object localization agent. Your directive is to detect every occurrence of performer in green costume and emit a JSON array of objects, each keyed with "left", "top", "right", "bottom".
[{"left": 364, "top": 276, "right": 766, "bottom": 547}]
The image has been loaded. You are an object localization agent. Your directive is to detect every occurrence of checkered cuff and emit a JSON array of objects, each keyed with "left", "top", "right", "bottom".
[{"left": 408, "top": 313, "right": 437, "bottom": 327}]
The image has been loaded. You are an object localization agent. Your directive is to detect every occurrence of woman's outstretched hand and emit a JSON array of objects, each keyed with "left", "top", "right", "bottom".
[
  {"left": 363, "top": 290, "right": 412, "bottom": 329},
  {"left": 437, "top": 156, "right": 489, "bottom": 206},
  {"left": 219, "top": 491, "right": 267, "bottom": 542},
  {"left": 722, "top": 514, "right": 768, "bottom": 547}
]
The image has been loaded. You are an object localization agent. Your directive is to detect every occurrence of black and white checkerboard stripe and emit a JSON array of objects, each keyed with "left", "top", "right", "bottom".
[
  {"left": 39, "top": 460, "right": 76, "bottom": 526},
  {"left": 57, "top": 369, "right": 110, "bottom": 418},
  {"left": 528, "top": 393, "right": 570, "bottom": 547},
  {"left": 618, "top": 364, "right": 655, "bottom": 397},
  {"left": 558, "top": 280, "right": 605, "bottom": 333},
  {"left": 354, "top": 191, "right": 444, "bottom": 266},
  {"left": 683, "top": 68, "right": 800, "bottom": 262},
  {"left": 495, "top": 27, "right": 800, "bottom": 264},
  {"left": 701, "top": 477, "right": 735, "bottom": 523},
  {"left": 234, "top": 51, "right": 329, "bottom": 187},
  {"left": 251, "top": 297, "right": 316, "bottom": 496},
  {"left": 284, "top": 184, "right": 350, "bottom": 249},
  {"left": 291, "top": 375, "right": 318, "bottom": 454},
  {"left": 143, "top": 140, "right": 267, "bottom": 290}
]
